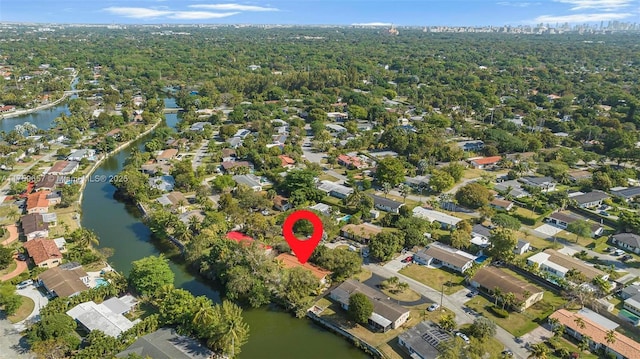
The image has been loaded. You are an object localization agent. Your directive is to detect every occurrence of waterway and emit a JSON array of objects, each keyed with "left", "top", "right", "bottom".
[{"left": 74, "top": 98, "right": 369, "bottom": 359}]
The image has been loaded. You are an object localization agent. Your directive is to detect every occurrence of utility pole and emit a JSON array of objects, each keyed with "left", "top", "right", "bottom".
[{"left": 440, "top": 283, "right": 444, "bottom": 311}]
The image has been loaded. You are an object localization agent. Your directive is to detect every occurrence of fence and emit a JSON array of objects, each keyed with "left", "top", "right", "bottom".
[{"left": 306, "top": 311, "right": 383, "bottom": 358}]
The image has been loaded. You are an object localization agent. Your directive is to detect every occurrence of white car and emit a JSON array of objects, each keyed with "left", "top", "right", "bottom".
[
  {"left": 16, "top": 279, "right": 34, "bottom": 289},
  {"left": 456, "top": 332, "right": 470, "bottom": 344},
  {"left": 427, "top": 303, "right": 440, "bottom": 312}
]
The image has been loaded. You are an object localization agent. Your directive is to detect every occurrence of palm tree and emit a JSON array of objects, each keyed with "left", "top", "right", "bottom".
[
  {"left": 605, "top": 329, "right": 617, "bottom": 345},
  {"left": 574, "top": 317, "right": 586, "bottom": 329},
  {"left": 188, "top": 215, "right": 202, "bottom": 234},
  {"left": 211, "top": 300, "right": 250, "bottom": 357},
  {"left": 503, "top": 292, "right": 516, "bottom": 310},
  {"left": 382, "top": 182, "right": 392, "bottom": 198},
  {"left": 399, "top": 184, "right": 409, "bottom": 203},
  {"left": 578, "top": 335, "right": 591, "bottom": 351},
  {"left": 493, "top": 287, "right": 503, "bottom": 306},
  {"left": 7, "top": 207, "right": 19, "bottom": 221},
  {"left": 192, "top": 298, "right": 218, "bottom": 333},
  {"left": 527, "top": 343, "right": 549, "bottom": 359}
]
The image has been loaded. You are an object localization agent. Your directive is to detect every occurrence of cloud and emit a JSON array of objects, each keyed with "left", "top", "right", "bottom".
[
  {"left": 534, "top": 12, "right": 632, "bottom": 22},
  {"left": 497, "top": 2, "right": 541, "bottom": 7},
  {"left": 553, "top": 0, "right": 635, "bottom": 11},
  {"left": 103, "top": 7, "right": 239, "bottom": 20},
  {"left": 189, "top": 3, "right": 279, "bottom": 12},
  {"left": 351, "top": 22, "right": 393, "bottom": 26}
]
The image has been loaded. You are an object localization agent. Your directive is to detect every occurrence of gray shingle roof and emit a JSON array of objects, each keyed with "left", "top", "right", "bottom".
[
  {"left": 612, "top": 233, "right": 640, "bottom": 249},
  {"left": 116, "top": 328, "right": 214, "bottom": 359}
]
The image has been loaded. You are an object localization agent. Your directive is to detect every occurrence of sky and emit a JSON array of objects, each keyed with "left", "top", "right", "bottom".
[{"left": 0, "top": 0, "right": 639, "bottom": 26}]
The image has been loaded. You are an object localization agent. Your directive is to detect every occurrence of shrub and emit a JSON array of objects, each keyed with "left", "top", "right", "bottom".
[{"left": 490, "top": 305, "right": 509, "bottom": 318}]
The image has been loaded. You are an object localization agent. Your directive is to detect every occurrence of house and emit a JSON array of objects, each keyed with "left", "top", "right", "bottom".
[
  {"left": 471, "top": 224, "right": 492, "bottom": 247},
  {"left": 67, "top": 149, "right": 96, "bottom": 162},
  {"left": 233, "top": 129, "right": 252, "bottom": 139},
  {"left": 278, "top": 155, "right": 295, "bottom": 169},
  {"left": 156, "top": 149, "right": 179, "bottom": 164},
  {"left": 47, "top": 160, "right": 79, "bottom": 176},
  {"left": 470, "top": 267, "right": 544, "bottom": 311},
  {"left": 494, "top": 180, "right": 529, "bottom": 198},
  {"left": 469, "top": 156, "right": 502, "bottom": 169},
  {"left": 413, "top": 243, "right": 476, "bottom": 273},
  {"left": 621, "top": 284, "right": 640, "bottom": 300},
  {"left": 221, "top": 161, "right": 253, "bottom": 174},
  {"left": 412, "top": 207, "right": 461, "bottom": 229},
  {"left": 21, "top": 213, "right": 49, "bottom": 240},
  {"left": 337, "top": 154, "right": 366, "bottom": 169},
  {"left": 549, "top": 309, "right": 640, "bottom": 359},
  {"left": 457, "top": 140, "right": 484, "bottom": 151},
  {"left": 317, "top": 180, "right": 354, "bottom": 199},
  {"left": 341, "top": 223, "right": 383, "bottom": 243},
  {"left": 404, "top": 175, "right": 430, "bottom": 189},
  {"left": 116, "top": 327, "right": 215, "bottom": 359},
  {"left": 611, "top": 233, "right": 640, "bottom": 254},
  {"left": 273, "top": 195, "right": 291, "bottom": 212},
  {"left": 546, "top": 211, "right": 604, "bottom": 237},
  {"left": 570, "top": 190, "right": 610, "bottom": 208},
  {"left": 53, "top": 237, "right": 67, "bottom": 252},
  {"left": 23, "top": 238, "right": 63, "bottom": 268},
  {"left": 368, "top": 194, "right": 404, "bottom": 214},
  {"left": 225, "top": 231, "right": 272, "bottom": 254},
  {"left": 327, "top": 112, "right": 349, "bottom": 121},
  {"left": 66, "top": 299, "right": 138, "bottom": 337},
  {"left": 148, "top": 175, "right": 175, "bottom": 192},
  {"left": 611, "top": 187, "right": 640, "bottom": 202},
  {"left": 490, "top": 198, "right": 514, "bottom": 211},
  {"left": 568, "top": 170, "right": 592, "bottom": 183},
  {"left": 221, "top": 148, "right": 237, "bottom": 162},
  {"left": 189, "top": 122, "right": 208, "bottom": 132},
  {"left": 330, "top": 279, "right": 410, "bottom": 331},
  {"left": 26, "top": 190, "right": 51, "bottom": 214},
  {"left": 156, "top": 191, "right": 188, "bottom": 213},
  {"left": 398, "top": 321, "right": 451, "bottom": 359},
  {"left": 233, "top": 174, "right": 262, "bottom": 191},
  {"left": 309, "top": 203, "right": 331, "bottom": 216},
  {"left": 105, "top": 128, "right": 122, "bottom": 138},
  {"left": 276, "top": 253, "right": 332, "bottom": 285},
  {"left": 227, "top": 137, "right": 243, "bottom": 149},
  {"left": 325, "top": 124, "right": 347, "bottom": 134},
  {"left": 514, "top": 239, "right": 530, "bottom": 255},
  {"left": 519, "top": 176, "right": 556, "bottom": 192},
  {"left": 527, "top": 249, "right": 608, "bottom": 282},
  {"left": 623, "top": 294, "right": 640, "bottom": 317},
  {"left": 38, "top": 263, "right": 90, "bottom": 298},
  {"left": 35, "top": 174, "right": 64, "bottom": 191}
]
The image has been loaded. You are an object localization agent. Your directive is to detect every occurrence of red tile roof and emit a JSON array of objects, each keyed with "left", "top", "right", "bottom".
[
  {"left": 276, "top": 253, "right": 332, "bottom": 280},
  {"left": 157, "top": 149, "right": 178, "bottom": 160},
  {"left": 23, "top": 238, "right": 62, "bottom": 265},
  {"left": 26, "top": 191, "right": 50, "bottom": 211},
  {"left": 471, "top": 156, "right": 502, "bottom": 165},
  {"left": 278, "top": 155, "right": 295, "bottom": 167},
  {"left": 226, "top": 231, "right": 273, "bottom": 250}
]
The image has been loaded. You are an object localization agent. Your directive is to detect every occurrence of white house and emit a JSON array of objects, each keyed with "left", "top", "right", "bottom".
[
  {"left": 527, "top": 249, "right": 608, "bottom": 282},
  {"left": 413, "top": 242, "right": 476, "bottom": 273},
  {"left": 611, "top": 233, "right": 640, "bottom": 254},
  {"left": 412, "top": 207, "right": 461, "bottom": 229}
]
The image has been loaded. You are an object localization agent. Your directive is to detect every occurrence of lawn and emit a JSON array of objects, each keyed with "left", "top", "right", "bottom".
[
  {"left": 49, "top": 211, "right": 80, "bottom": 237},
  {"left": 399, "top": 264, "right": 465, "bottom": 295},
  {"left": 352, "top": 268, "right": 372, "bottom": 282},
  {"left": 548, "top": 337, "right": 598, "bottom": 359},
  {"left": 8, "top": 296, "right": 35, "bottom": 323},
  {"left": 319, "top": 173, "right": 340, "bottom": 182},
  {"left": 464, "top": 281, "right": 568, "bottom": 337},
  {"left": 382, "top": 287, "right": 421, "bottom": 302},
  {"left": 0, "top": 260, "right": 17, "bottom": 277}
]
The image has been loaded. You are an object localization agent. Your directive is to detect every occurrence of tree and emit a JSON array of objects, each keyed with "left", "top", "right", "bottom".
[
  {"left": 491, "top": 213, "right": 522, "bottom": 230},
  {"left": 369, "top": 231, "right": 404, "bottom": 261},
  {"left": 566, "top": 220, "right": 592, "bottom": 243},
  {"left": 128, "top": 255, "right": 175, "bottom": 296},
  {"left": 0, "top": 282, "right": 22, "bottom": 315},
  {"left": 429, "top": 170, "right": 455, "bottom": 193},
  {"left": 212, "top": 175, "right": 235, "bottom": 192},
  {"left": 455, "top": 183, "right": 492, "bottom": 209},
  {"left": 489, "top": 227, "right": 517, "bottom": 262},
  {"left": 210, "top": 300, "right": 250, "bottom": 357},
  {"left": 469, "top": 317, "right": 496, "bottom": 339},
  {"left": 375, "top": 157, "right": 405, "bottom": 187},
  {"left": 438, "top": 313, "right": 456, "bottom": 332},
  {"left": 348, "top": 292, "right": 373, "bottom": 325},
  {"left": 605, "top": 329, "right": 617, "bottom": 345},
  {"left": 450, "top": 229, "right": 470, "bottom": 249},
  {"left": 0, "top": 246, "right": 13, "bottom": 270},
  {"left": 69, "top": 228, "right": 100, "bottom": 248},
  {"left": 574, "top": 317, "right": 586, "bottom": 329},
  {"left": 527, "top": 342, "right": 549, "bottom": 359}
]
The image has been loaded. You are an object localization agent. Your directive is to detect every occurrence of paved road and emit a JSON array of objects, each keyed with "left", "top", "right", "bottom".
[
  {"left": 191, "top": 140, "right": 210, "bottom": 170},
  {"left": 364, "top": 261, "right": 530, "bottom": 359},
  {"left": 0, "top": 151, "right": 56, "bottom": 195},
  {"left": 0, "top": 316, "right": 34, "bottom": 359},
  {"left": 13, "top": 285, "right": 49, "bottom": 332}
]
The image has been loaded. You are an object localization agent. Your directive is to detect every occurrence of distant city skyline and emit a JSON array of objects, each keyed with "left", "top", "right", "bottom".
[{"left": 1, "top": 0, "right": 639, "bottom": 26}]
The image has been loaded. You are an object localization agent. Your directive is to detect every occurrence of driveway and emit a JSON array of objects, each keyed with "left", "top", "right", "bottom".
[
  {"left": 0, "top": 316, "right": 34, "bottom": 359},
  {"left": 0, "top": 256, "right": 27, "bottom": 282},
  {"left": 13, "top": 285, "right": 49, "bottom": 331},
  {"left": 1, "top": 224, "right": 19, "bottom": 246},
  {"left": 383, "top": 252, "right": 415, "bottom": 273},
  {"left": 534, "top": 224, "right": 563, "bottom": 238}
]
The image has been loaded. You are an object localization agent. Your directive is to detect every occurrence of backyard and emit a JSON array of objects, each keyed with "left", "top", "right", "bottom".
[{"left": 399, "top": 264, "right": 465, "bottom": 295}]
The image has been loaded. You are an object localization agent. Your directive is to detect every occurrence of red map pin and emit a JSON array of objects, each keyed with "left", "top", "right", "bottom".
[{"left": 282, "top": 210, "right": 324, "bottom": 264}]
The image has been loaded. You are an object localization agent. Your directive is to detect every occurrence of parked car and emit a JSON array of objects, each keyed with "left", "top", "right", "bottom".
[
  {"left": 600, "top": 210, "right": 610, "bottom": 216},
  {"left": 401, "top": 256, "right": 413, "bottom": 263},
  {"left": 501, "top": 349, "right": 514, "bottom": 357},
  {"left": 427, "top": 303, "right": 440, "bottom": 312},
  {"left": 17, "top": 253, "right": 26, "bottom": 261},
  {"left": 455, "top": 332, "right": 470, "bottom": 344},
  {"left": 16, "top": 279, "right": 33, "bottom": 289},
  {"left": 614, "top": 249, "right": 625, "bottom": 256},
  {"left": 621, "top": 254, "right": 633, "bottom": 262},
  {"left": 466, "top": 290, "right": 478, "bottom": 298}
]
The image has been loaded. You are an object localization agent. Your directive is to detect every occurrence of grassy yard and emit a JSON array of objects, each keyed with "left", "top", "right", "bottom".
[
  {"left": 548, "top": 337, "right": 598, "bottom": 359},
  {"left": 382, "top": 287, "right": 421, "bottom": 302},
  {"left": 8, "top": 296, "right": 35, "bottom": 323},
  {"left": 464, "top": 283, "right": 568, "bottom": 337},
  {"left": 0, "top": 260, "right": 17, "bottom": 277},
  {"left": 399, "top": 264, "right": 465, "bottom": 295},
  {"left": 319, "top": 173, "right": 340, "bottom": 182},
  {"left": 352, "top": 268, "right": 372, "bottom": 282}
]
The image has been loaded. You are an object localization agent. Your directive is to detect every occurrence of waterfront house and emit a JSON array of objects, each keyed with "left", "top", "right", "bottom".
[
  {"left": 569, "top": 190, "right": 610, "bottom": 208},
  {"left": 156, "top": 149, "right": 178, "bottom": 164},
  {"left": 21, "top": 213, "right": 49, "bottom": 240},
  {"left": 53, "top": 237, "right": 67, "bottom": 252},
  {"left": 368, "top": 194, "right": 404, "bottom": 214},
  {"left": 26, "top": 190, "right": 51, "bottom": 214},
  {"left": 66, "top": 298, "right": 138, "bottom": 337},
  {"left": 469, "top": 156, "right": 502, "bottom": 169},
  {"left": 519, "top": 176, "right": 556, "bottom": 192},
  {"left": 273, "top": 195, "right": 291, "bottom": 212},
  {"left": 330, "top": 279, "right": 410, "bottom": 332},
  {"left": 549, "top": 309, "right": 640, "bottom": 359},
  {"left": 38, "top": 263, "right": 90, "bottom": 298},
  {"left": 276, "top": 253, "right": 332, "bottom": 285},
  {"left": 527, "top": 249, "right": 608, "bottom": 282},
  {"left": 47, "top": 160, "right": 79, "bottom": 176},
  {"left": 611, "top": 233, "right": 640, "bottom": 254},
  {"left": 470, "top": 266, "right": 544, "bottom": 311},
  {"left": 412, "top": 207, "right": 461, "bottom": 229},
  {"left": 23, "top": 238, "right": 63, "bottom": 268},
  {"left": 35, "top": 174, "right": 64, "bottom": 191},
  {"left": 116, "top": 327, "right": 214, "bottom": 359},
  {"left": 225, "top": 231, "right": 273, "bottom": 254},
  {"left": 398, "top": 321, "right": 450, "bottom": 359},
  {"left": 156, "top": 191, "right": 188, "bottom": 213},
  {"left": 148, "top": 175, "right": 175, "bottom": 192},
  {"left": 341, "top": 223, "right": 383, "bottom": 243},
  {"left": 67, "top": 149, "right": 96, "bottom": 162},
  {"left": 413, "top": 242, "right": 476, "bottom": 273}
]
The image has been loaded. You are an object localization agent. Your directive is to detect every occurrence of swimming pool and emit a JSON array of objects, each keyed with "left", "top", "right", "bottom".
[
  {"left": 338, "top": 215, "right": 352, "bottom": 222},
  {"left": 475, "top": 255, "right": 488, "bottom": 263},
  {"left": 95, "top": 278, "right": 109, "bottom": 287}
]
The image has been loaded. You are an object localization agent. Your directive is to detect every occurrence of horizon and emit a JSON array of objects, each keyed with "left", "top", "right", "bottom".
[{"left": 0, "top": 0, "right": 639, "bottom": 27}]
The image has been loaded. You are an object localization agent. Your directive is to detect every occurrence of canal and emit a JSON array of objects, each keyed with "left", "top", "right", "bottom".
[{"left": 76, "top": 98, "right": 370, "bottom": 359}]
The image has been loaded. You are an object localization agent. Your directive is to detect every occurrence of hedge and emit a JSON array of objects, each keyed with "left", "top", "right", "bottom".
[{"left": 490, "top": 305, "right": 509, "bottom": 318}]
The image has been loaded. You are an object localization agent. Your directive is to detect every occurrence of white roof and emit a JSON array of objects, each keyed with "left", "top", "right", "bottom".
[
  {"left": 625, "top": 296, "right": 640, "bottom": 311},
  {"left": 528, "top": 252, "right": 568, "bottom": 275},
  {"left": 309, "top": 203, "right": 330, "bottom": 212},
  {"left": 66, "top": 300, "right": 136, "bottom": 337},
  {"left": 412, "top": 207, "right": 461, "bottom": 226},
  {"left": 370, "top": 312, "right": 392, "bottom": 328},
  {"left": 53, "top": 237, "right": 66, "bottom": 248},
  {"left": 578, "top": 308, "right": 619, "bottom": 330}
]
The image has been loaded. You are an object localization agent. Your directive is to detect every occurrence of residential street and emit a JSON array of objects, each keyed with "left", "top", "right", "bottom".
[{"left": 364, "top": 261, "right": 531, "bottom": 359}]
